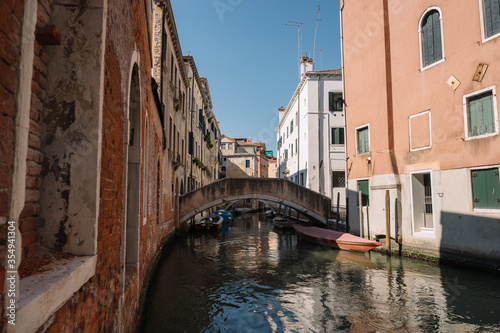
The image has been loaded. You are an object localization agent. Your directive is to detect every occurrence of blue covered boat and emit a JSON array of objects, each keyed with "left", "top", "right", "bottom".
[{"left": 214, "top": 209, "right": 233, "bottom": 223}]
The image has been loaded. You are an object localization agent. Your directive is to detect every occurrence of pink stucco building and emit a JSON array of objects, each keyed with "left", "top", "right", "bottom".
[{"left": 341, "top": 0, "right": 500, "bottom": 263}]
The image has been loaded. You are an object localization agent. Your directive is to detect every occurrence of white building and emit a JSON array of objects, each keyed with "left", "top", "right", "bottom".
[{"left": 276, "top": 57, "right": 346, "bottom": 205}]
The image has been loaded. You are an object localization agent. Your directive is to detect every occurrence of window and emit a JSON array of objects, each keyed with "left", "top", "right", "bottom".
[
  {"left": 331, "top": 127, "right": 345, "bottom": 145},
  {"left": 188, "top": 132, "right": 194, "bottom": 155},
  {"left": 290, "top": 120, "right": 294, "bottom": 133},
  {"left": 329, "top": 92, "right": 343, "bottom": 111},
  {"left": 481, "top": 0, "right": 500, "bottom": 40},
  {"left": 245, "top": 159, "right": 250, "bottom": 168},
  {"left": 471, "top": 168, "right": 500, "bottom": 209},
  {"left": 464, "top": 87, "right": 498, "bottom": 139},
  {"left": 291, "top": 144, "right": 293, "bottom": 156},
  {"left": 358, "top": 180, "right": 369, "bottom": 206},
  {"left": 420, "top": 8, "right": 444, "bottom": 68},
  {"left": 221, "top": 143, "right": 226, "bottom": 150},
  {"left": 295, "top": 139, "right": 298, "bottom": 153},
  {"left": 228, "top": 143, "right": 233, "bottom": 150},
  {"left": 356, "top": 125, "right": 369, "bottom": 154},
  {"left": 332, "top": 171, "right": 345, "bottom": 188},
  {"left": 284, "top": 149, "right": 288, "bottom": 160}
]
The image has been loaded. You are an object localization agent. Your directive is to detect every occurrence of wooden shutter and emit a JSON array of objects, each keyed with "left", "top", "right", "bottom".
[
  {"left": 483, "top": 0, "right": 500, "bottom": 38},
  {"left": 357, "top": 127, "right": 368, "bottom": 153},
  {"left": 468, "top": 91, "right": 494, "bottom": 136},
  {"left": 332, "top": 128, "right": 345, "bottom": 145},
  {"left": 421, "top": 10, "right": 442, "bottom": 67},
  {"left": 472, "top": 168, "right": 500, "bottom": 209},
  {"left": 188, "top": 131, "right": 194, "bottom": 155},
  {"left": 358, "top": 180, "right": 369, "bottom": 206},
  {"left": 329, "top": 92, "right": 335, "bottom": 111}
]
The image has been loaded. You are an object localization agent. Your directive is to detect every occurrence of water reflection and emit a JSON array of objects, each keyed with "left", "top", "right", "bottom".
[{"left": 141, "top": 213, "right": 500, "bottom": 332}]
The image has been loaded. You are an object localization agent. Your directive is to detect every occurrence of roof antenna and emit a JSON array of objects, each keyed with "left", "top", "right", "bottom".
[
  {"left": 286, "top": 21, "right": 303, "bottom": 80},
  {"left": 313, "top": 5, "right": 323, "bottom": 69}
]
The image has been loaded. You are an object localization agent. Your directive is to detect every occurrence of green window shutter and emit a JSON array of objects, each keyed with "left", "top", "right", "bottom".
[
  {"left": 432, "top": 11, "right": 442, "bottom": 62},
  {"left": 421, "top": 10, "right": 442, "bottom": 66},
  {"left": 483, "top": 0, "right": 500, "bottom": 38},
  {"left": 357, "top": 127, "right": 369, "bottom": 154},
  {"left": 358, "top": 180, "right": 369, "bottom": 206},
  {"left": 487, "top": 168, "right": 500, "bottom": 208},
  {"left": 472, "top": 168, "right": 500, "bottom": 209},
  {"left": 284, "top": 149, "right": 288, "bottom": 160},
  {"left": 188, "top": 131, "right": 194, "bottom": 155},
  {"left": 329, "top": 92, "right": 334, "bottom": 111},
  {"left": 468, "top": 91, "right": 494, "bottom": 137},
  {"left": 331, "top": 128, "right": 345, "bottom": 145}
]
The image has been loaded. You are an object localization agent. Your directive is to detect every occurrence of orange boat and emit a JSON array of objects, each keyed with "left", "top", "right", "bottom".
[{"left": 293, "top": 224, "right": 382, "bottom": 252}]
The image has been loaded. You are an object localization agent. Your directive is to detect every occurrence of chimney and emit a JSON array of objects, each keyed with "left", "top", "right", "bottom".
[
  {"left": 300, "top": 56, "right": 314, "bottom": 76},
  {"left": 278, "top": 106, "right": 285, "bottom": 122}
]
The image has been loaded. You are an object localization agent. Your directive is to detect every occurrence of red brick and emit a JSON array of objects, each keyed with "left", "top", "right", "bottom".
[
  {"left": 33, "top": 70, "right": 46, "bottom": 90},
  {"left": 0, "top": 5, "right": 21, "bottom": 46},
  {"left": 23, "top": 243, "right": 39, "bottom": 259},
  {"left": 31, "top": 79, "right": 45, "bottom": 100},
  {"left": 21, "top": 231, "right": 39, "bottom": 248},
  {"left": 31, "top": 93, "right": 44, "bottom": 112},
  {"left": 0, "top": 57, "right": 17, "bottom": 94},
  {"left": 32, "top": 54, "right": 47, "bottom": 76},
  {"left": 25, "top": 189, "right": 40, "bottom": 202},
  {"left": 26, "top": 161, "right": 42, "bottom": 176},
  {"left": 0, "top": 135, "right": 13, "bottom": 165},
  {"left": 0, "top": 85, "right": 15, "bottom": 117},
  {"left": 0, "top": 163, "right": 10, "bottom": 189},
  {"left": 28, "top": 132, "right": 41, "bottom": 149},
  {"left": 27, "top": 147, "right": 43, "bottom": 163},
  {"left": 30, "top": 106, "right": 40, "bottom": 121},
  {"left": 1, "top": 114, "right": 15, "bottom": 130},
  {"left": 13, "top": 0, "right": 23, "bottom": 22},
  {"left": 29, "top": 119, "right": 42, "bottom": 136},
  {"left": 3, "top": 0, "right": 15, "bottom": 11},
  {"left": 20, "top": 217, "right": 38, "bottom": 233},
  {"left": 0, "top": 191, "right": 9, "bottom": 216},
  {"left": 34, "top": 40, "right": 40, "bottom": 56},
  {"left": 37, "top": 2, "right": 50, "bottom": 26},
  {"left": 20, "top": 202, "right": 40, "bottom": 218},
  {"left": 0, "top": 30, "right": 19, "bottom": 67},
  {"left": 25, "top": 175, "right": 40, "bottom": 188}
]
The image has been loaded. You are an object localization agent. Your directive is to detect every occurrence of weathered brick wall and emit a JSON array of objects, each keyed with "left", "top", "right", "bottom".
[{"left": 0, "top": 0, "right": 23, "bottom": 328}]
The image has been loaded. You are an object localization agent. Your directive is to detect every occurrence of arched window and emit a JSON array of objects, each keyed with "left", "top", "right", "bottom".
[
  {"left": 419, "top": 8, "right": 444, "bottom": 68},
  {"left": 481, "top": 0, "right": 500, "bottom": 40}
]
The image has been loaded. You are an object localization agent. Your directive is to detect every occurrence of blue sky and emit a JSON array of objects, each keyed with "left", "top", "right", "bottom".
[{"left": 171, "top": 0, "right": 342, "bottom": 154}]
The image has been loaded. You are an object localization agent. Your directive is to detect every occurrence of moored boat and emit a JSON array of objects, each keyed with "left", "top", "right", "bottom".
[
  {"left": 272, "top": 216, "right": 294, "bottom": 229},
  {"left": 214, "top": 209, "right": 233, "bottom": 223},
  {"left": 293, "top": 224, "right": 382, "bottom": 252},
  {"left": 194, "top": 215, "right": 223, "bottom": 232}
]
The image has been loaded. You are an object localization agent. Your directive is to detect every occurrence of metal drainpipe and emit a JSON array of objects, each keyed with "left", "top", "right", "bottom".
[
  {"left": 297, "top": 81, "right": 301, "bottom": 185},
  {"left": 317, "top": 74, "right": 323, "bottom": 195},
  {"left": 340, "top": 0, "right": 349, "bottom": 229}
]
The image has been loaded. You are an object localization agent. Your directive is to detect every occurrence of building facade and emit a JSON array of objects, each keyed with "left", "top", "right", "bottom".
[
  {"left": 341, "top": 0, "right": 500, "bottom": 262},
  {"left": 0, "top": 1, "right": 220, "bottom": 331},
  {"left": 276, "top": 57, "right": 346, "bottom": 204},
  {"left": 220, "top": 136, "right": 269, "bottom": 178}
]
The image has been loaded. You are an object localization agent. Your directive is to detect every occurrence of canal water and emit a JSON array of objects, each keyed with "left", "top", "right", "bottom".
[{"left": 141, "top": 212, "right": 500, "bottom": 332}]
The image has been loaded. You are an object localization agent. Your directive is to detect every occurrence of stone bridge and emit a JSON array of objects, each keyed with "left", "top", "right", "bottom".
[{"left": 179, "top": 178, "right": 332, "bottom": 224}]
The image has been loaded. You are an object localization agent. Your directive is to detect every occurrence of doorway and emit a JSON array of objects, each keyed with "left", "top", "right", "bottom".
[{"left": 411, "top": 172, "right": 434, "bottom": 233}]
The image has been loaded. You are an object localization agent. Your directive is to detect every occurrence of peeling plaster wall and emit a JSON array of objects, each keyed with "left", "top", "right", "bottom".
[{"left": 38, "top": 1, "right": 106, "bottom": 256}]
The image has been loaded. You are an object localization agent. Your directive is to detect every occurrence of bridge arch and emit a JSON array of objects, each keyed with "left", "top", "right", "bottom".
[{"left": 179, "top": 178, "right": 331, "bottom": 224}]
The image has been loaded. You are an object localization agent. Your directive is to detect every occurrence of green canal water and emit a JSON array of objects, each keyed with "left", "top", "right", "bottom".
[{"left": 141, "top": 213, "right": 500, "bottom": 332}]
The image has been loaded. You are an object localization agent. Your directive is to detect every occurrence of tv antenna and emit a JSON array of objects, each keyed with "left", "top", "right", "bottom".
[
  {"left": 313, "top": 5, "right": 323, "bottom": 66},
  {"left": 286, "top": 21, "right": 303, "bottom": 80}
]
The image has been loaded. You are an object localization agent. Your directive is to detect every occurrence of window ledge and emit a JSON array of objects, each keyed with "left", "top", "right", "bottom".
[
  {"left": 16, "top": 255, "right": 97, "bottom": 333},
  {"left": 464, "top": 132, "right": 498, "bottom": 141},
  {"left": 482, "top": 32, "right": 500, "bottom": 44},
  {"left": 420, "top": 58, "right": 445, "bottom": 72},
  {"left": 413, "top": 229, "right": 436, "bottom": 239}
]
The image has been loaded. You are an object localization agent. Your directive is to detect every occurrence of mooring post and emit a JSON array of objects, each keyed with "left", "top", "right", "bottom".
[
  {"left": 336, "top": 192, "right": 340, "bottom": 231},
  {"left": 385, "top": 190, "right": 391, "bottom": 252},
  {"left": 358, "top": 190, "right": 363, "bottom": 238}
]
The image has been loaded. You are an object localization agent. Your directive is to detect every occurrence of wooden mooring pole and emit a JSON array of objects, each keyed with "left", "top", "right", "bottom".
[{"left": 385, "top": 190, "right": 391, "bottom": 252}]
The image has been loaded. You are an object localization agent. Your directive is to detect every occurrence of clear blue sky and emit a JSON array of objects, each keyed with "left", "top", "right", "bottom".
[{"left": 171, "top": 0, "right": 342, "bottom": 154}]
